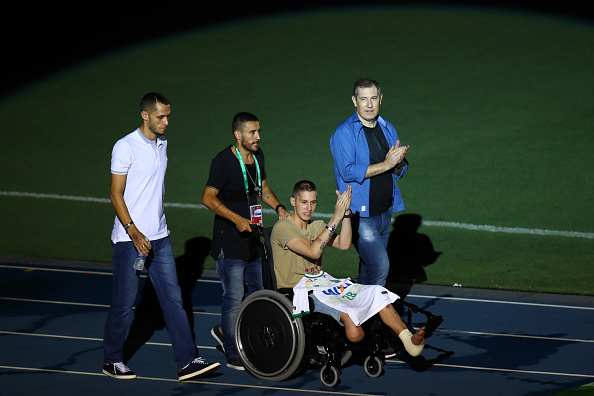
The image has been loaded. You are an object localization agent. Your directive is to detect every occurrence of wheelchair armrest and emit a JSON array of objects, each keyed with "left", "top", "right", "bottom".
[
  {"left": 275, "top": 289, "right": 315, "bottom": 312},
  {"left": 276, "top": 288, "right": 294, "bottom": 299}
]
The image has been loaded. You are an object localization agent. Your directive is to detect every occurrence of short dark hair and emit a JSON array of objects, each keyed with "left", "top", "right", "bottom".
[
  {"left": 293, "top": 180, "right": 317, "bottom": 197},
  {"left": 352, "top": 78, "right": 381, "bottom": 98},
  {"left": 140, "top": 92, "right": 169, "bottom": 112},
  {"left": 232, "top": 112, "right": 259, "bottom": 134}
]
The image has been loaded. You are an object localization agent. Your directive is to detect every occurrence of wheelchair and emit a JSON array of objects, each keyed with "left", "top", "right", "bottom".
[{"left": 234, "top": 226, "right": 444, "bottom": 387}]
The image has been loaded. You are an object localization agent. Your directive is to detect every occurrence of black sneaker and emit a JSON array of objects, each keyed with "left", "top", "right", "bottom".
[
  {"left": 102, "top": 362, "right": 137, "bottom": 379},
  {"left": 382, "top": 340, "right": 398, "bottom": 359},
  {"left": 384, "top": 347, "right": 397, "bottom": 359},
  {"left": 211, "top": 325, "right": 225, "bottom": 353},
  {"left": 178, "top": 357, "right": 220, "bottom": 381},
  {"left": 226, "top": 356, "right": 245, "bottom": 371}
]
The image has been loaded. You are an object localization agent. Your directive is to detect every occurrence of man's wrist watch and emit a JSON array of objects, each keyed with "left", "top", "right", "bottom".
[{"left": 326, "top": 224, "right": 337, "bottom": 234}]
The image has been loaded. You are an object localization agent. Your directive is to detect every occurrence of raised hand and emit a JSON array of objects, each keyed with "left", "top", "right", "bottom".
[
  {"left": 334, "top": 185, "right": 352, "bottom": 220},
  {"left": 384, "top": 140, "right": 409, "bottom": 169}
]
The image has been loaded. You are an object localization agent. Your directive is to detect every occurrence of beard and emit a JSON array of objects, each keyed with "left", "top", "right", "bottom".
[
  {"left": 149, "top": 123, "right": 166, "bottom": 136},
  {"left": 241, "top": 137, "right": 259, "bottom": 153}
]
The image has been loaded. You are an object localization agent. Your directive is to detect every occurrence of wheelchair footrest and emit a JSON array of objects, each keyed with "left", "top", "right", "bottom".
[{"left": 424, "top": 315, "right": 444, "bottom": 338}]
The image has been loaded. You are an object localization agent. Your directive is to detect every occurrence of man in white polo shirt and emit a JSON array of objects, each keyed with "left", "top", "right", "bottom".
[{"left": 103, "top": 92, "right": 220, "bottom": 381}]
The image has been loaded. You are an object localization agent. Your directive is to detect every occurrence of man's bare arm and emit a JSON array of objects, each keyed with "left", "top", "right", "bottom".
[
  {"left": 286, "top": 187, "right": 352, "bottom": 259},
  {"left": 260, "top": 180, "right": 291, "bottom": 219},
  {"left": 201, "top": 185, "right": 252, "bottom": 233},
  {"left": 110, "top": 173, "right": 151, "bottom": 255}
]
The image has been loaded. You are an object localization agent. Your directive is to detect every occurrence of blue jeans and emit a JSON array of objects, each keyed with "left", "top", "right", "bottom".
[
  {"left": 215, "top": 256, "right": 263, "bottom": 357},
  {"left": 310, "top": 294, "right": 342, "bottom": 325},
  {"left": 103, "top": 236, "right": 196, "bottom": 370},
  {"left": 354, "top": 210, "right": 392, "bottom": 286}
]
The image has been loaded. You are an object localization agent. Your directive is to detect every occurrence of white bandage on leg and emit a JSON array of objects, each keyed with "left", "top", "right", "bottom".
[{"left": 398, "top": 329, "right": 424, "bottom": 357}]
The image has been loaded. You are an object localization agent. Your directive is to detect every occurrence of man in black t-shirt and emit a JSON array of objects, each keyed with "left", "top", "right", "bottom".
[{"left": 202, "top": 112, "right": 290, "bottom": 370}]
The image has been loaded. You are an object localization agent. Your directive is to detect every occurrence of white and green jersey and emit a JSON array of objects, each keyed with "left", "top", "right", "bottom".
[{"left": 292, "top": 271, "right": 399, "bottom": 326}]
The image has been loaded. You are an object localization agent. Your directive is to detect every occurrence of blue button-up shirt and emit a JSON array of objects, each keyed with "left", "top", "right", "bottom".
[{"left": 330, "top": 111, "right": 408, "bottom": 217}]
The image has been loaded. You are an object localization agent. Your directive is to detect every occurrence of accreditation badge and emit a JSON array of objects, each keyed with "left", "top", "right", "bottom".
[{"left": 250, "top": 204, "right": 263, "bottom": 227}]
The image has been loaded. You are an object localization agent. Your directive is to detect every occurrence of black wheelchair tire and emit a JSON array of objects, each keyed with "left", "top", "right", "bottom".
[
  {"left": 364, "top": 355, "right": 384, "bottom": 378},
  {"left": 235, "top": 290, "right": 306, "bottom": 381},
  {"left": 320, "top": 365, "right": 341, "bottom": 388}
]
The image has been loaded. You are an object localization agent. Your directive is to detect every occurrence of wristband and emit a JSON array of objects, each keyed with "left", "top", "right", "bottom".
[
  {"left": 275, "top": 204, "right": 286, "bottom": 213},
  {"left": 123, "top": 221, "right": 134, "bottom": 230}
]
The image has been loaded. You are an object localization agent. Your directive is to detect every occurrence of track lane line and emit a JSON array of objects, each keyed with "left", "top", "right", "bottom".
[
  {"left": 2, "top": 264, "right": 593, "bottom": 311},
  {"left": 407, "top": 293, "right": 594, "bottom": 311},
  {"left": 0, "top": 296, "right": 222, "bottom": 315},
  {"left": 386, "top": 360, "right": 594, "bottom": 379},
  {"left": 2, "top": 321, "right": 593, "bottom": 348},
  {"left": 0, "top": 365, "right": 373, "bottom": 395},
  {"left": 0, "top": 264, "right": 220, "bottom": 283}
]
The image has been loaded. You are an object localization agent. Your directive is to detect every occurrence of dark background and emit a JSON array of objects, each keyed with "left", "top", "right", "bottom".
[{"left": 3, "top": 1, "right": 593, "bottom": 100}]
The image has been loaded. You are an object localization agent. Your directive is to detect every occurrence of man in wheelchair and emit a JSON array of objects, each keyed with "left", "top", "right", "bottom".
[{"left": 270, "top": 180, "right": 427, "bottom": 358}]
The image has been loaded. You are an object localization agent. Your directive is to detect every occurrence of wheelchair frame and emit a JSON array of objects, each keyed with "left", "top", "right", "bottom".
[{"left": 236, "top": 226, "right": 443, "bottom": 387}]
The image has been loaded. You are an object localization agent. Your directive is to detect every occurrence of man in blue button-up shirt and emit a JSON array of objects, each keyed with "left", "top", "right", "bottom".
[{"left": 330, "top": 78, "right": 409, "bottom": 286}]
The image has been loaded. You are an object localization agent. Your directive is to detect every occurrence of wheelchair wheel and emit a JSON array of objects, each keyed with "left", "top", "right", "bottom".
[
  {"left": 320, "top": 365, "right": 341, "bottom": 388},
  {"left": 364, "top": 355, "right": 384, "bottom": 378},
  {"left": 235, "top": 290, "right": 306, "bottom": 381}
]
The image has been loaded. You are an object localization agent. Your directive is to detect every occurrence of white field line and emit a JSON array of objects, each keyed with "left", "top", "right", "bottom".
[
  {"left": 2, "top": 190, "right": 594, "bottom": 239},
  {"left": 2, "top": 331, "right": 594, "bottom": 380}
]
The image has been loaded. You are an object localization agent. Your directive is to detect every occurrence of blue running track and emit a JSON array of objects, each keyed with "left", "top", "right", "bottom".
[{"left": 1, "top": 256, "right": 593, "bottom": 395}]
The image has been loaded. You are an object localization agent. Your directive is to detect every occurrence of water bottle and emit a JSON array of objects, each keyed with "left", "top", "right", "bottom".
[
  {"left": 134, "top": 236, "right": 150, "bottom": 271},
  {"left": 133, "top": 253, "right": 146, "bottom": 271}
]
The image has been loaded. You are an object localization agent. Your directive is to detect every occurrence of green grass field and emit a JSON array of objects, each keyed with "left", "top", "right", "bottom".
[
  {"left": 1, "top": 6, "right": 593, "bottom": 295},
  {"left": 553, "top": 383, "right": 594, "bottom": 396}
]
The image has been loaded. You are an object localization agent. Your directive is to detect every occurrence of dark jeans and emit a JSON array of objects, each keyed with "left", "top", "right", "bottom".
[
  {"left": 215, "top": 256, "right": 263, "bottom": 357},
  {"left": 103, "top": 237, "right": 195, "bottom": 370},
  {"left": 353, "top": 209, "right": 392, "bottom": 286}
]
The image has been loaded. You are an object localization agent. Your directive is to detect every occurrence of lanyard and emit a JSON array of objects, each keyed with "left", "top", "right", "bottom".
[{"left": 234, "top": 144, "right": 261, "bottom": 197}]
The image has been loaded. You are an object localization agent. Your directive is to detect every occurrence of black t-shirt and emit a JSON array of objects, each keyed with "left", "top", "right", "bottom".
[
  {"left": 363, "top": 124, "right": 393, "bottom": 216},
  {"left": 206, "top": 145, "right": 267, "bottom": 261}
]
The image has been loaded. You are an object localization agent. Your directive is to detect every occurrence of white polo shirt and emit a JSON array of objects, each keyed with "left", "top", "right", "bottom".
[{"left": 110, "top": 128, "right": 170, "bottom": 243}]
